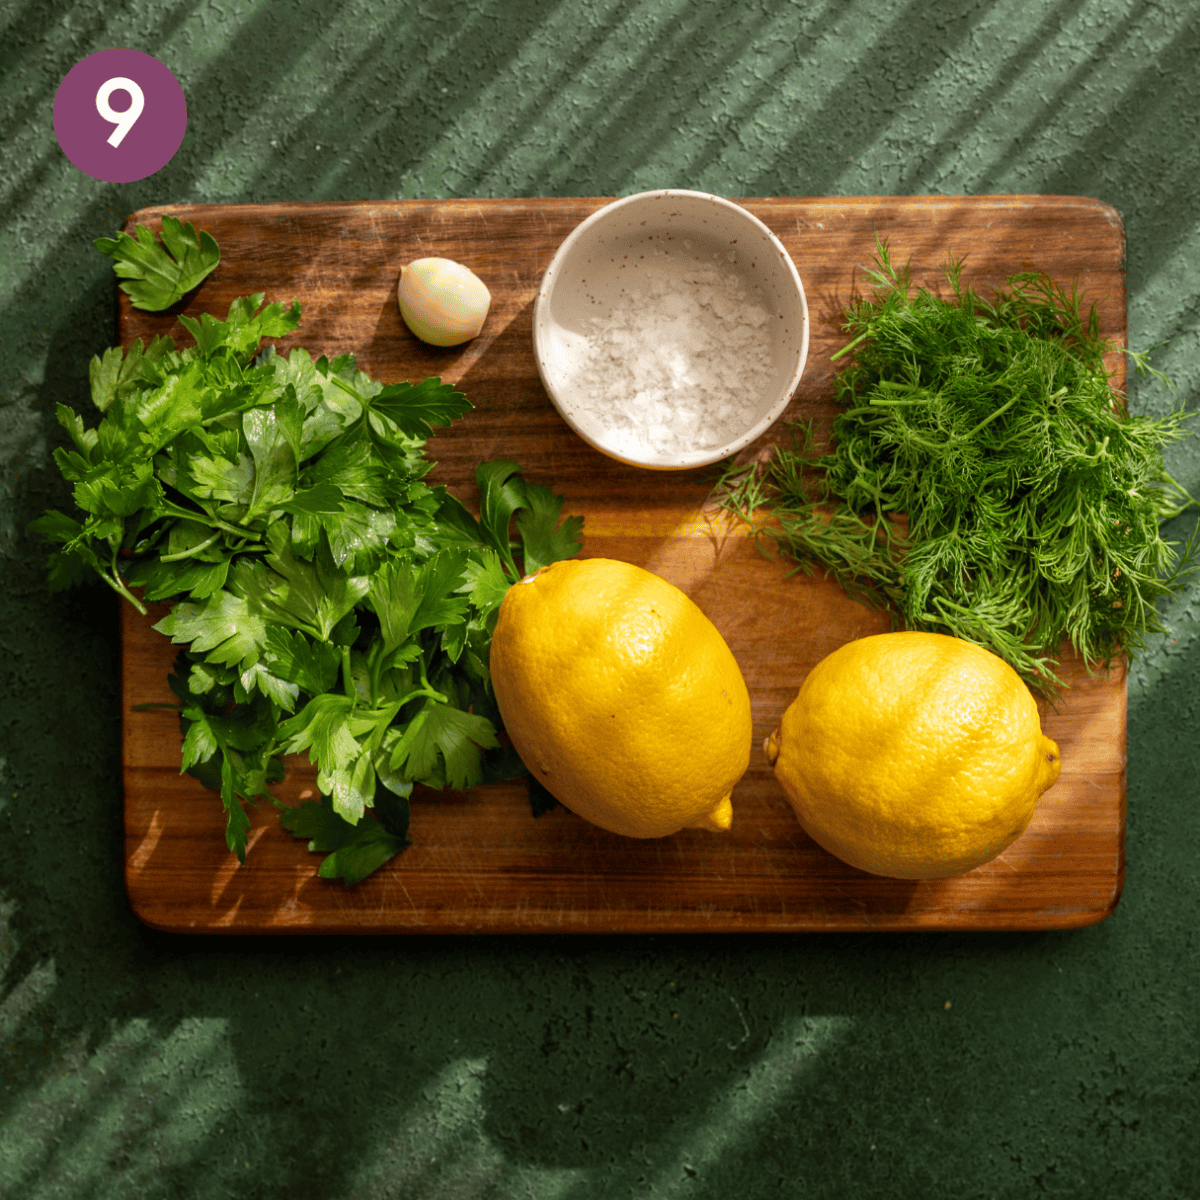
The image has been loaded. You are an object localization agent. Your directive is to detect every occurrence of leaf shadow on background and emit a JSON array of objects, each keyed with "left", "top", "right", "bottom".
[
  {"left": 377, "top": 0, "right": 820, "bottom": 200},
  {"left": 0, "top": 0, "right": 199, "bottom": 227},
  {"left": 979, "top": 10, "right": 1200, "bottom": 229},
  {"left": 5, "top": 923, "right": 1143, "bottom": 1200},
  {"left": 156, "top": 0, "right": 585, "bottom": 205},
  {"left": 456, "top": 927, "right": 1137, "bottom": 1198},
  {"left": 761, "top": 0, "right": 1095, "bottom": 201},
  {"left": 664, "top": 0, "right": 1002, "bottom": 200},
  {"left": 1037, "top": 14, "right": 1200, "bottom": 397}
]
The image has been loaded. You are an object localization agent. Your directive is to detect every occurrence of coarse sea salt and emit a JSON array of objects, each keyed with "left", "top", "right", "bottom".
[{"left": 561, "top": 255, "right": 778, "bottom": 461}]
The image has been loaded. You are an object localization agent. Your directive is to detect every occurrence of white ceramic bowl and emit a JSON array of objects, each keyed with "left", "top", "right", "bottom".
[{"left": 533, "top": 189, "right": 809, "bottom": 470}]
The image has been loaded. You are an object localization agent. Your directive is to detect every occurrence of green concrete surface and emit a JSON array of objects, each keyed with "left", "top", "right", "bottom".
[{"left": 2, "top": 0, "right": 1199, "bottom": 1196}]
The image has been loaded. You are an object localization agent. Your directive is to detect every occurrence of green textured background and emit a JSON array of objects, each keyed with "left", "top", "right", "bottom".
[{"left": 3, "top": 1, "right": 1199, "bottom": 1196}]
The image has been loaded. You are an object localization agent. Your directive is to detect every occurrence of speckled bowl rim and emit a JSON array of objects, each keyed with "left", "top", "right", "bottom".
[{"left": 532, "top": 188, "right": 810, "bottom": 470}]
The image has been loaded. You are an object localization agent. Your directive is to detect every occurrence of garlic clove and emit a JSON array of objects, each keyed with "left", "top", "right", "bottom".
[{"left": 397, "top": 257, "right": 491, "bottom": 347}]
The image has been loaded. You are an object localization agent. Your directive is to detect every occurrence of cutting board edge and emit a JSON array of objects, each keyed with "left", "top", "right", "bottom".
[
  {"left": 118, "top": 194, "right": 1129, "bottom": 276},
  {"left": 121, "top": 891, "right": 1126, "bottom": 936},
  {"left": 116, "top": 195, "right": 1129, "bottom": 935},
  {"left": 122, "top": 192, "right": 1126, "bottom": 220}
]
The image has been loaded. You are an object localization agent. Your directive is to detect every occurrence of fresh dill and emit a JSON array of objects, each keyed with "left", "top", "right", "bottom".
[{"left": 711, "top": 237, "right": 1199, "bottom": 694}]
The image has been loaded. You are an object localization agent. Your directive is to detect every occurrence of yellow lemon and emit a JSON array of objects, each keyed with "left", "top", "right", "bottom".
[
  {"left": 489, "top": 558, "right": 752, "bottom": 838},
  {"left": 765, "top": 631, "right": 1061, "bottom": 878}
]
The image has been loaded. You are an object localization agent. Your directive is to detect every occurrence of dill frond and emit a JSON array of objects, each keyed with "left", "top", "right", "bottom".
[{"left": 710, "top": 239, "right": 1198, "bottom": 696}]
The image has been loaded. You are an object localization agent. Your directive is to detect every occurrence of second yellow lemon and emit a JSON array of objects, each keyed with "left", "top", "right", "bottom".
[
  {"left": 489, "top": 558, "right": 752, "bottom": 838},
  {"left": 766, "top": 631, "right": 1062, "bottom": 878}
]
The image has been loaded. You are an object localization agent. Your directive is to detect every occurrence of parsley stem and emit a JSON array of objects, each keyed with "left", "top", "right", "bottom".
[
  {"left": 159, "top": 533, "right": 220, "bottom": 562},
  {"left": 368, "top": 647, "right": 384, "bottom": 708},
  {"left": 158, "top": 500, "right": 260, "bottom": 541},
  {"left": 413, "top": 657, "right": 447, "bottom": 705},
  {"left": 100, "top": 560, "right": 146, "bottom": 614},
  {"left": 495, "top": 541, "right": 522, "bottom": 583},
  {"left": 394, "top": 685, "right": 449, "bottom": 708},
  {"left": 329, "top": 374, "right": 364, "bottom": 404}
]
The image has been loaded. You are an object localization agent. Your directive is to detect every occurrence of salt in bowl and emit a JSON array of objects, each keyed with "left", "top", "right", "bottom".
[{"left": 533, "top": 189, "right": 809, "bottom": 470}]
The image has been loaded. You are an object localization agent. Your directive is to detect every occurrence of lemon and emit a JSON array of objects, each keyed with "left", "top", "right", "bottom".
[
  {"left": 765, "top": 631, "right": 1061, "bottom": 878},
  {"left": 489, "top": 558, "right": 752, "bottom": 838}
]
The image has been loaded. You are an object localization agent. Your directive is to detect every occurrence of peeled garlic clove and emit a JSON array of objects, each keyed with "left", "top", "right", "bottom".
[{"left": 397, "top": 257, "right": 491, "bottom": 346}]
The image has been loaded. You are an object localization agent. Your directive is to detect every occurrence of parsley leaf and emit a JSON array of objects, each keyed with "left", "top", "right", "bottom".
[
  {"left": 94, "top": 215, "right": 221, "bottom": 311},
  {"left": 368, "top": 377, "right": 473, "bottom": 438},
  {"left": 154, "top": 587, "right": 269, "bottom": 670},
  {"left": 475, "top": 459, "right": 584, "bottom": 580},
  {"left": 517, "top": 481, "right": 585, "bottom": 575},
  {"left": 280, "top": 792, "right": 411, "bottom": 886},
  {"left": 385, "top": 699, "right": 500, "bottom": 791}
]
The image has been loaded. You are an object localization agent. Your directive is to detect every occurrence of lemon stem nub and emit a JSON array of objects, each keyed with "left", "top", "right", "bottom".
[
  {"left": 764, "top": 730, "right": 781, "bottom": 767},
  {"left": 686, "top": 793, "right": 733, "bottom": 833}
]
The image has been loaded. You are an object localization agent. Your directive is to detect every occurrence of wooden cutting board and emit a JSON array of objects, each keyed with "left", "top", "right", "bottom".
[{"left": 120, "top": 195, "right": 1128, "bottom": 934}]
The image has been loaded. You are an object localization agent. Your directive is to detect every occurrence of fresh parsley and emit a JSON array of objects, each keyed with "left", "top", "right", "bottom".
[
  {"left": 711, "top": 237, "right": 1198, "bottom": 694},
  {"left": 280, "top": 789, "right": 411, "bottom": 886},
  {"left": 94, "top": 214, "right": 221, "bottom": 311},
  {"left": 34, "top": 275, "right": 583, "bottom": 883}
]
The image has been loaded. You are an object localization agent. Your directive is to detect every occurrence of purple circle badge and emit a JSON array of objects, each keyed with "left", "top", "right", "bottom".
[{"left": 53, "top": 49, "right": 187, "bottom": 183}]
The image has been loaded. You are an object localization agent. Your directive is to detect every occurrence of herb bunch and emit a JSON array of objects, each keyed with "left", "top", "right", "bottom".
[
  {"left": 712, "top": 238, "right": 1198, "bottom": 693},
  {"left": 33, "top": 291, "right": 582, "bottom": 882}
]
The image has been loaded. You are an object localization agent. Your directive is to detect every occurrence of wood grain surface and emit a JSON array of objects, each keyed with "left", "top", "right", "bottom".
[{"left": 120, "top": 195, "right": 1128, "bottom": 934}]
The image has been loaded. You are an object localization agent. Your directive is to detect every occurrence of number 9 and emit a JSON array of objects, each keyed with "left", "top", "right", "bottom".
[{"left": 96, "top": 76, "right": 145, "bottom": 148}]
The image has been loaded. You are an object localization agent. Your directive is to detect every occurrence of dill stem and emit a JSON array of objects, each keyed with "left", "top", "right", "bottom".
[
  {"left": 962, "top": 391, "right": 1021, "bottom": 440},
  {"left": 830, "top": 329, "right": 870, "bottom": 362}
]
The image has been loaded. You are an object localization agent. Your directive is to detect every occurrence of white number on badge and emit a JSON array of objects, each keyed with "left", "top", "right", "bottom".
[{"left": 95, "top": 76, "right": 145, "bottom": 148}]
